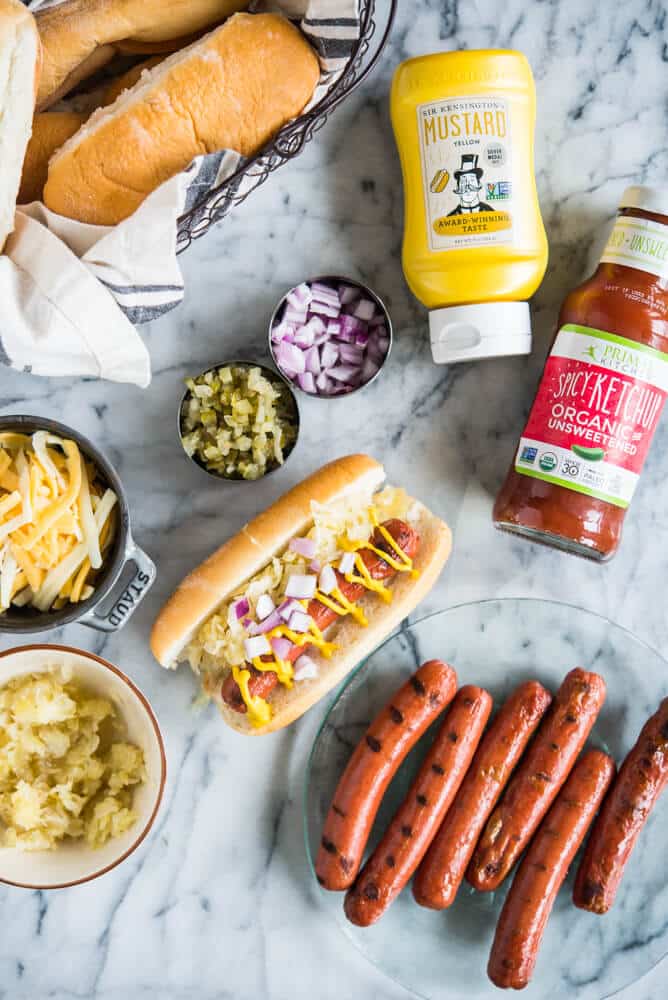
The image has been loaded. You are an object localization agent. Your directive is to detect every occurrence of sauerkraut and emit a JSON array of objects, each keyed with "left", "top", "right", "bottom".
[
  {"left": 185, "top": 486, "right": 415, "bottom": 689},
  {"left": 0, "top": 669, "right": 146, "bottom": 851}
]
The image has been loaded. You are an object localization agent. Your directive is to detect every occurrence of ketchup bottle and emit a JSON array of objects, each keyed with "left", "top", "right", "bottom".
[{"left": 494, "top": 186, "right": 668, "bottom": 560}]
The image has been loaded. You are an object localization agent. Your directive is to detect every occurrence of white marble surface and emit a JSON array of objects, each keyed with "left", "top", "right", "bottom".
[{"left": 1, "top": 1, "right": 667, "bottom": 997}]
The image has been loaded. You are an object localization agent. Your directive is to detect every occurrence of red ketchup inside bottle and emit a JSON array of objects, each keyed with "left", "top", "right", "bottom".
[{"left": 494, "top": 186, "right": 668, "bottom": 560}]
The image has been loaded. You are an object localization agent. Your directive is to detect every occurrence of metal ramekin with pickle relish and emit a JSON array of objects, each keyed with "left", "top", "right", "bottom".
[{"left": 178, "top": 361, "right": 300, "bottom": 481}]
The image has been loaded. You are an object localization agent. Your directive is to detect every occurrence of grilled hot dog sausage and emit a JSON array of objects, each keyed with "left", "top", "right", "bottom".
[
  {"left": 413, "top": 680, "right": 552, "bottom": 909},
  {"left": 344, "top": 685, "right": 492, "bottom": 926},
  {"left": 573, "top": 696, "right": 668, "bottom": 914},
  {"left": 315, "top": 659, "right": 457, "bottom": 891},
  {"left": 488, "top": 749, "right": 615, "bottom": 990},
  {"left": 468, "top": 668, "right": 606, "bottom": 892},
  {"left": 222, "top": 519, "right": 420, "bottom": 712}
]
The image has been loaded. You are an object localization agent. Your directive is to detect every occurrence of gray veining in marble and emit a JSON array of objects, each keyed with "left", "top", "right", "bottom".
[{"left": 1, "top": 1, "right": 667, "bottom": 998}]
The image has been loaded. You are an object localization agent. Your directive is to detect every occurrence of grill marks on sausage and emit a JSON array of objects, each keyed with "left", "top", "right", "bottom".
[
  {"left": 468, "top": 669, "right": 606, "bottom": 893},
  {"left": 573, "top": 696, "right": 668, "bottom": 914},
  {"left": 413, "top": 682, "right": 554, "bottom": 912},
  {"left": 343, "top": 686, "right": 492, "bottom": 927},
  {"left": 488, "top": 750, "right": 615, "bottom": 990},
  {"left": 315, "top": 660, "right": 457, "bottom": 891}
]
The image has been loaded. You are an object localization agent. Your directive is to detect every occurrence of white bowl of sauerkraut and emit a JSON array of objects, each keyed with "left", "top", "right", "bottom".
[{"left": 0, "top": 644, "right": 166, "bottom": 888}]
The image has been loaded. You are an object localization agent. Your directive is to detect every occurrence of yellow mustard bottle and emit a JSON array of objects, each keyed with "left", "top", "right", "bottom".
[{"left": 391, "top": 50, "right": 548, "bottom": 364}]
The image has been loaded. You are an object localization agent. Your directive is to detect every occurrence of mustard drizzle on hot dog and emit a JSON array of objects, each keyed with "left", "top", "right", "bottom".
[{"left": 235, "top": 506, "right": 418, "bottom": 725}]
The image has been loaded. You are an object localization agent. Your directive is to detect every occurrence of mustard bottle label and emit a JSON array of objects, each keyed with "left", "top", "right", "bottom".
[{"left": 417, "top": 96, "right": 514, "bottom": 252}]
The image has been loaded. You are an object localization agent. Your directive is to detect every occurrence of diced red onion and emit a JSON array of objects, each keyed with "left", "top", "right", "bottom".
[
  {"left": 304, "top": 346, "right": 321, "bottom": 375},
  {"left": 276, "top": 341, "right": 306, "bottom": 374},
  {"left": 232, "top": 597, "right": 250, "bottom": 620},
  {"left": 286, "top": 282, "right": 312, "bottom": 310},
  {"left": 320, "top": 341, "right": 338, "bottom": 369},
  {"left": 309, "top": 300, "right": 339, "bottom": 318},
  {"left": 242, "top": 617, "right": 252, "bottom": 627},
  {"left": 309, "top": 559, "right": 321, "bottom": 572},
  {"left": 338, "top": 551, "right": 356, "bottom": 575},
  {"left": 339, "top": 284, "right": 359, "bottom": 305},
  {"left": 271, "top": 636, "right": 293, "bottom": 660},
  {"left": 297, "top": 372, "right": 316, "bottom": 394},
  {"left": 244, "top": 635, "right": 271, "bottom": 659},
  {"left": 272, "top": 279, "right": 390, "bottom": 398},
  {"left": 311, "top": 282, "right": 341, "bottom": 308},
  {"left": 289, "top": 610, "right": 312, "bottom": 633},
  {"left": 256, "top": 594, "right": 275, "bottom": 620},
  {"left": 254, "top": 610, "right": 283, "bottom": 634},
  {"left": 339, "top": 343, "right": 365, "bottom": 365},
  {"left": 361, "top": 356, "right": 380, "bottom": 383},
  {"left": 289, "top": 536, "right": 317, "bottom": 559},
  {"left": 354, "top": 298, "right": 376, "bottom": 321},
  {"left": 294, "top": 654, "right": 319, "bottom": 681},
  {"left": 285, "top": 574, "right": 317, "bottom": 599},
  {"left": 328, "top": 364, "right": 362, "bottom": 384},
  {"left": 293, "top": 326, "right": 315, "bottom": 349},
  {"left": 278, "top": 598, "right": 302, "bottom": 621},
  {"left": 318, "top": 564, "right": 336, "bottom": 594},
  {"left": 283, "top": 305, "right": 308, "bottom": 326}
]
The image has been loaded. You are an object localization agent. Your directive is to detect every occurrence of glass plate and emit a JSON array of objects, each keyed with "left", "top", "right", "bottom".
[{"left": 304, "top": 599, "right": 668, "bottom": 1000}]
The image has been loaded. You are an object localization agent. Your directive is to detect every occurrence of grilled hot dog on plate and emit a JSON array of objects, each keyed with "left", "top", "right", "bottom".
[
  {"left": 488, "top": 749, "right": 615, "bottom": 990},
  {"left": 573, "top": 697, "right": 668, "bottom": 914},
  {"left": 468, "top": 668, "right": 606, "bottom": 892},
  {"left": 413, "top": 680, "right": 553, "bottom": 909},
  {"left": 315, "top": 660, "right": 458, "bottom": 891},
  {"left": 344, "top": 684, "right": 492, "bottom": 926}
]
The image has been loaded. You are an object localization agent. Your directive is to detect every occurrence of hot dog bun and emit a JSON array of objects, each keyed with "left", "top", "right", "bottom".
[
  {"left": 35, "top": 0, "right": 249, "bottom": 109},
  {"left": 150, "top": 455, "right": 453, "bottom": 736},
  {"left": 18, "top": 111, "right": 86, "bottom": 204},
  {"left": 102, "top": 57, "right": 163, "bottom": 106},
  {"left": 43, "top": 13, "right": 320, "bottom": 225},
  {"left": 0, "top": 0, "right": 40, "bottom": 250}
]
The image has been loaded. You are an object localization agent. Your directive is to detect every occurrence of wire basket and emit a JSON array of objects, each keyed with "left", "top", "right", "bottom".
[{"left": 176, "top": 0, "right": 397, "bottom": 253}]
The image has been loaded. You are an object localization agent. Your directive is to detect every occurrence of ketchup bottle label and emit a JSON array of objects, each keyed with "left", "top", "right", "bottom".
[{"left": 515, "top": 324, "right": 668, "bottom": 508}]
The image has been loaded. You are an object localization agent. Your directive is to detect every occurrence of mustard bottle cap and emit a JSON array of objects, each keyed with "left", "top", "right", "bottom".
[{"left": 429, "top": 301, "right": 532, "bottom": 365}]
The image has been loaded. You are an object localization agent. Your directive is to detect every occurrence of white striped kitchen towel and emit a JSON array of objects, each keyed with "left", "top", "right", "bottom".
[{"left": 0, "top": 0, "right": 360, "bottom": 386}]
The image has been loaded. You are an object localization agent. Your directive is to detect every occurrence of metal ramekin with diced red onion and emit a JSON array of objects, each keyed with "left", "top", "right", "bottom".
[{"left": 269, "top": 276, "right": 392, "bottom": 397}]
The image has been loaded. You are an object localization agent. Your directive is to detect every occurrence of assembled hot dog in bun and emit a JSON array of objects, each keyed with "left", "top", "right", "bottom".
[{"left": 150, "top": 455, "right": 452, "bottom": 735}]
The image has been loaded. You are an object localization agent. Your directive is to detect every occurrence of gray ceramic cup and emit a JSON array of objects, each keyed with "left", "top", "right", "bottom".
[{"left": 0, "top": 415, "right": 155, "bottom": 634}]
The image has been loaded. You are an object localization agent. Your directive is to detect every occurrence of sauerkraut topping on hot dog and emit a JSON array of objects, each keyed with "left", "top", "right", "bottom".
[{"left": 185, "top": 487, "right": 419, "bottom": 726}]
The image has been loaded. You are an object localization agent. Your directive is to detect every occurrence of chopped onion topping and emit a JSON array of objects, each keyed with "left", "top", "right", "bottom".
[
  {"left": 338, "top": 551, "right": 356, "bottom": 576},
  {"left": 278, "top": 598, "right": 302, "bottom": 622},
  {"left": 271, "top": 636, "right": 293, "bottom": 660},
  {"left": 288, "top": 536, "right": 317, "bottom": 559},
  {"left": 294, "top": 654, "right": 319, "bottom": 681},
  {"left": 318, "top": 564, "right": 337, "bottom": 594},
  {"left": 244, "top": 635, "right": 271, "bottom": 659},
  {"left": 232, "top": 597, "right": 250, "bottom": 620},
  {"left": 285, "top": 574, "right": 317, "bottom": 599},
  {"left": 288, "top": 610, "right": 312, "bottom": 634},
  {"left": 272, "top": 279, "right": 390, "bottom": 396}
]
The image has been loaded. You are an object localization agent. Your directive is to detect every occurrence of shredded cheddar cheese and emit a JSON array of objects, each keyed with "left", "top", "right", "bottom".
[{"left": 0, "top": 433, "right": 118, "bottom": 614}]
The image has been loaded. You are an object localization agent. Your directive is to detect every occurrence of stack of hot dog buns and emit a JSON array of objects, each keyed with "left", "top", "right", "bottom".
[
  {"left": 0, "top": 0, "right": 40, "bottom": 249},
  {"left": 43, "top": 13, "right": 321, "bottom": 225},
  {"left": 151, "top": 455, "right": 453, "bottom": 735},
  {"left": 11, "top": 1, "right": 321, "bottom": 222},
  {"left": 316, "top": 661, "right": 668, "bottom": 990},
  {"left": 35, "top": 0, "right": 250, "bottom": 110}
]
